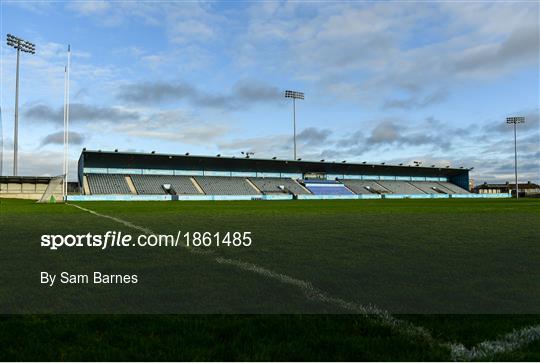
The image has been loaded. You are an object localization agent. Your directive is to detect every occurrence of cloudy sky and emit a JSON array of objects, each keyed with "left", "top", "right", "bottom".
[{"left": 0, "top": 1, "right": 538, "bottom": 183}]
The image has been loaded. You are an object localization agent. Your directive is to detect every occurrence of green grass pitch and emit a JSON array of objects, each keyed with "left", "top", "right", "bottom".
[{"left": 0, "top": 198, "right": 539, "bottom": 360}]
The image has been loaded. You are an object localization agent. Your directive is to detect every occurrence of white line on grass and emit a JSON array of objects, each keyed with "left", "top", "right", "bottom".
[
  {"left": 69, "top": 203, "right": 212, "bottom": 255},
  {"left": 68, "top": 203, "right": 540, "bottom": 360},
  {"left": 69, "top": 203, "right": 153, "bottom": 235},
  {"left": 449, "top": 324, "right": 540, "bottom": 361},
  {"left": 68, "top": 203, "right": 431, "bottom": 340},
  {"left": 214, "top": 256, "right": 433, "bottom": 342}
]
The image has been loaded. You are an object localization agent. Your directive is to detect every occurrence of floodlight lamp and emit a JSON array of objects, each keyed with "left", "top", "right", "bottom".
[
  {"left": 506, "top": 116, "right": 525, "bottom": 124},
  {"left": 284, "top": 90, "right": 305, "bottom": 100}
]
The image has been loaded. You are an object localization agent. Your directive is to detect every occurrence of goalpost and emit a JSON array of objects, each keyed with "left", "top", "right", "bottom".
[
  {"left": 35, "top": 45, "right": 72, "bottom": 204},
  {"left": 37, "top": 176, "right": 64, "bottom": 203},
  {"left": 62, "top": 45, "right": 71, "bottom": 203}
]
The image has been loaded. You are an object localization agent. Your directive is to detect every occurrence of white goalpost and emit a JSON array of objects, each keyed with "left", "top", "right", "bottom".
[
  {"left": 39, "top": 44, "right": 71, "bottom": 204},
  {"left": 62, "top": 45, "right": 71, "bottom": 201}
]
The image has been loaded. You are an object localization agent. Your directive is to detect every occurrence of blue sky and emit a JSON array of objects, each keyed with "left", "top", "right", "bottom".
[{"left": 1, "top": 1, "right": 538, "bottom": 183}]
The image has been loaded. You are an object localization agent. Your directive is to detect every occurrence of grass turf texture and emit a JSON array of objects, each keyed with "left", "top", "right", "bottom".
[{"left": 0, "top": 198, "right": 539, "bottom": 360}]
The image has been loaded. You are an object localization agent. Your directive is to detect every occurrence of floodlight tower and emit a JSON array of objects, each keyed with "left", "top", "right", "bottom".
[
  {"left": 506, "top": 116, "right": 525, "bottom": 198},
  {"left": 284, "top": 90, "right": 304, "bottom": 160},
  {"left": 6, "top": 34, "right": 35, "bottom": 176}
]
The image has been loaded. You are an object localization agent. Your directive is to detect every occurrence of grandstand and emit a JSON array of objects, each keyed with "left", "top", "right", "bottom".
[
  {"left": 376, "top": 180, "right": 424, "bottom": 195},
  {"left": 69, "top": 150, "right": 506, "bottom": 201},
  {"left": 302, "top": 179, "right": 354, "bottom": 195},
  {"left": 341, "top": 180, "right": 390, "bottom": 195},
  {"left": 249, "top": 177, "right": 310, "bottom": 195},
  {"left": 195, "top": 176, "right": 258, "bottom": 195},
  {"left": 438, "top": 181, "right": 470, "bottom": 194},
  {"left": 130, "top": 174, "right": 201, "bottom": 195},
  {"left": 86, "top": 174, "right": 131, "bottom": 195},
  {"left": 410, "top": 181, "right": 452, "bottom": 194}
]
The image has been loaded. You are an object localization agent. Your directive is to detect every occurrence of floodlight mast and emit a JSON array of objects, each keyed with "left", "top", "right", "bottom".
[
  {"left": 284, "top": 90, "right": 304, "bottom": 160},
  {"left": 506, "top": 116, "right": 525, "bottom": 199},
  {"left": 6, "top": 34, "right": 35, "bottom": 176}
]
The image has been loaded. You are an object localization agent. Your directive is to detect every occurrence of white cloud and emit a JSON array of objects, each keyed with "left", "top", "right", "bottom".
[
  {"left": 67, "top": 1, "right": 110, "bottom": 15},
  {"left": 234, "top": 2, "right": 539, "bottom": 105},
  {"left": 112, "top": 108, "right": 231, "bottom": 146},
  {"left": 2, "top": 149, "right": 78, "bottom": 179}
]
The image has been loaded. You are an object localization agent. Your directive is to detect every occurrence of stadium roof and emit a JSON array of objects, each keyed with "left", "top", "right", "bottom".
[
  {"left": 79, "top": 150, "right": 470, "bottom": 178},
  {"left": 0, "top": 176, "right": 53, "bottom": 183}
]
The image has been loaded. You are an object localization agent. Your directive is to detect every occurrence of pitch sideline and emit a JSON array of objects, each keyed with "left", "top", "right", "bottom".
[{"left": 67, "top": 203, "right": 540, "bottom": 361}]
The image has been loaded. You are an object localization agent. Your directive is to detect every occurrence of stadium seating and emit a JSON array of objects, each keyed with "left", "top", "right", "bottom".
[
  {"left": 437, "top": 181, "right": 470, "bottom": 194},
  {"left": 86, "top": 174, "right": 131, "bottom": 195},
  {"left": 249, "top": 177, "right": 310, "bottom": 195},
  {"left": 82, "top": 173, "right": 471, "bottom": 197},
  {"left": 340, "top": 180, "right": 388, "bottom": 194},
  {"left": 302, "top": 180, "right": 354, "bottom": 195},
  {"left": 130, "top": 175, "right": 201, "bottom": 195},
  {"left": 194, "top": 176, "right": 259, "bottom": 195},
  {"left": 409, "top": 181, "right": 452, "bottom": 194},
  {"left": 376, "top": 180, "right": 425, "bottom": 194}
]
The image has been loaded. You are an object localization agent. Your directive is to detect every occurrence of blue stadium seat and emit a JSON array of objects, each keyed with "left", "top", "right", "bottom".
[{"left": 303, "top": 180, "right": 354, "bottom": 195}]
